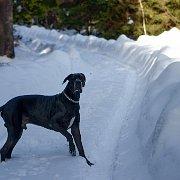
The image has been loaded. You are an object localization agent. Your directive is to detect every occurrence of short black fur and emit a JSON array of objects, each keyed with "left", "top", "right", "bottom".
[{"left": 0, "top": 73, "right": 93, "bottom": 166}]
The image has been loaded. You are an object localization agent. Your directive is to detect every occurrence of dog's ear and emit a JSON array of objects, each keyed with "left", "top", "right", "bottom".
[
  {"left": 80, "top": 73, "right": 86, "bottom": 87},
  {"left": 80, "top": 73, "right": 86, "bottom": 82},
  {"left": 63, "top": 74, "right": 73, "bottom": 84}
]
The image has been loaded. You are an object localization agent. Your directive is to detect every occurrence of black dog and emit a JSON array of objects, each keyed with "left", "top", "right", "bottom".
[{"left": 0, "top": 73, "right": 93, "bottom": 166}]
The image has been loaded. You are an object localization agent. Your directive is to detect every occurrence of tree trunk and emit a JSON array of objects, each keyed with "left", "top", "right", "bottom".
[{"left": 0, "top": 0, "right": 15, "bottom": 58}]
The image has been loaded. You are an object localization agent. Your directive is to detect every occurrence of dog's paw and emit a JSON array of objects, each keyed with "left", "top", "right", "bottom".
[
  {"left": 70, "top": 149, "right": 76, "bottom": 156},
  {"left": 69, "top": 144, "right": 76, "bottom": 156},
  {"left": 86, "top": 159, "right": 94, "bottom": 166}
]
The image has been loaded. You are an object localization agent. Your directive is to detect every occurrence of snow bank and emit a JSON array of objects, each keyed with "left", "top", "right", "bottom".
[{"left": 0, "top": 25, "right": 180, "bottom": 180}]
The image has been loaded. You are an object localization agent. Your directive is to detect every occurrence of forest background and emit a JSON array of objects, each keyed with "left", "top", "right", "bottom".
[{"left": 12, "top": 0, "right": 180, "bottom": 39}]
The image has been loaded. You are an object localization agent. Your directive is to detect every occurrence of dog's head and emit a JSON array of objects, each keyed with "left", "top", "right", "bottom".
[{"left": 63, "top": 73, "right": 86, "bottom": 94}]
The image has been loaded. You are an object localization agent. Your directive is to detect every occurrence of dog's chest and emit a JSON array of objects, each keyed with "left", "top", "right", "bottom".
[
  {"left": 53, "top": 102, "right": 78, "bottom": 129},
  {"left": 59, "top": 111, "right": 76, "bottom": 129},
  {"left": 67, "top": 116, "right": 75, "bottom": 129}
]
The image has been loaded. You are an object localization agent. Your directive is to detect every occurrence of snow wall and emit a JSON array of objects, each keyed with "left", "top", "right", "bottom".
[{"left": 8, "top": 26, "right": 180, "bottom": 179}]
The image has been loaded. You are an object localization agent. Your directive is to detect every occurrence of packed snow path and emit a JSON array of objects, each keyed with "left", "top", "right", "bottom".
[
  {"left": 0, "top": 43, "right": 138, "bottom": 180},
  {"left": 0, "top": 26, "right": 180, "bottom": 180}
]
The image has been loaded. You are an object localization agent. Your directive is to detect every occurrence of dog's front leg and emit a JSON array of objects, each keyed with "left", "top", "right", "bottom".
[
  {"left": 51, "top": 124, "right": 76, "bottom": 156},
  {"left": 71, "top": 124, "right": 94, "bottom": 166}
]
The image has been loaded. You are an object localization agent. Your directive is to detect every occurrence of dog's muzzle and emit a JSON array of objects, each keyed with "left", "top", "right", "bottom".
[{"left": 74, "top": 79, "right": 83, "bottom": 93}]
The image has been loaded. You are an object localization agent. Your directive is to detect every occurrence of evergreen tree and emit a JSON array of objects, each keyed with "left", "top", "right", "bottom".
[
  {"left": 13, "top": 0, "right": 180, "bottom": 39},
  {"left": 14, "top": 0, "right": 58, "bottom": 26},
  {"left": 142, "top": 0, "right": 180, "bottom": 35},
  {"left": 60, "top": 0, "right": 142, "bottom": 39}
]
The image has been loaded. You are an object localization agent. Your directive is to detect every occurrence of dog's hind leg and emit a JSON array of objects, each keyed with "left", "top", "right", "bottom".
[
  {"left": 0, "top": 126, "right": 15, "bottom": 161},
  {"left": 0, "top": 135, "right": 13, "bottom": 161},
  {"left": 6, "top": 129, "right": 23, "bottom": 159},
  {"left": 0, "top": 127, "right": 23, "bottom": 161},
  {"left": 1, "top": 110, "right": 23, "bottom": 162}
]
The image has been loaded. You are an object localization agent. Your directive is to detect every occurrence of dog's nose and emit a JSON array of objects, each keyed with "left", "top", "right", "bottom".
[{"left": 74, "top": 79, "right": 82, "bottom": 92}]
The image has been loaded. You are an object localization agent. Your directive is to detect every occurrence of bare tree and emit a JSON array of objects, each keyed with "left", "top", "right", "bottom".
[{"left": 0, "top": 0, "right": 15, "bottom": 58}]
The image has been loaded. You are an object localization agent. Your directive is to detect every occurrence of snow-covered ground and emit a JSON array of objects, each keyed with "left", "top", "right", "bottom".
[{"left": 0, "top": 26, "right": 180, "bottom": 180}]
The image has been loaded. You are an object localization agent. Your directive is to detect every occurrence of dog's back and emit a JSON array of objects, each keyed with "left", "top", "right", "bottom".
[{"left": 1, "top": 95, "right": 57, "bottom": 128}]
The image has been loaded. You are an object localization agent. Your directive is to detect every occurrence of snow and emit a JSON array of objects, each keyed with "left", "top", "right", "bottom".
[{"left": 0, "top": 25, "right": 180, "bottom": 180}]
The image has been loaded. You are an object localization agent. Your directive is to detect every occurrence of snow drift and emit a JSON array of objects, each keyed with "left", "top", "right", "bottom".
[{"left": 0, "top": 26, "right": 180, "bottom": 180}]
